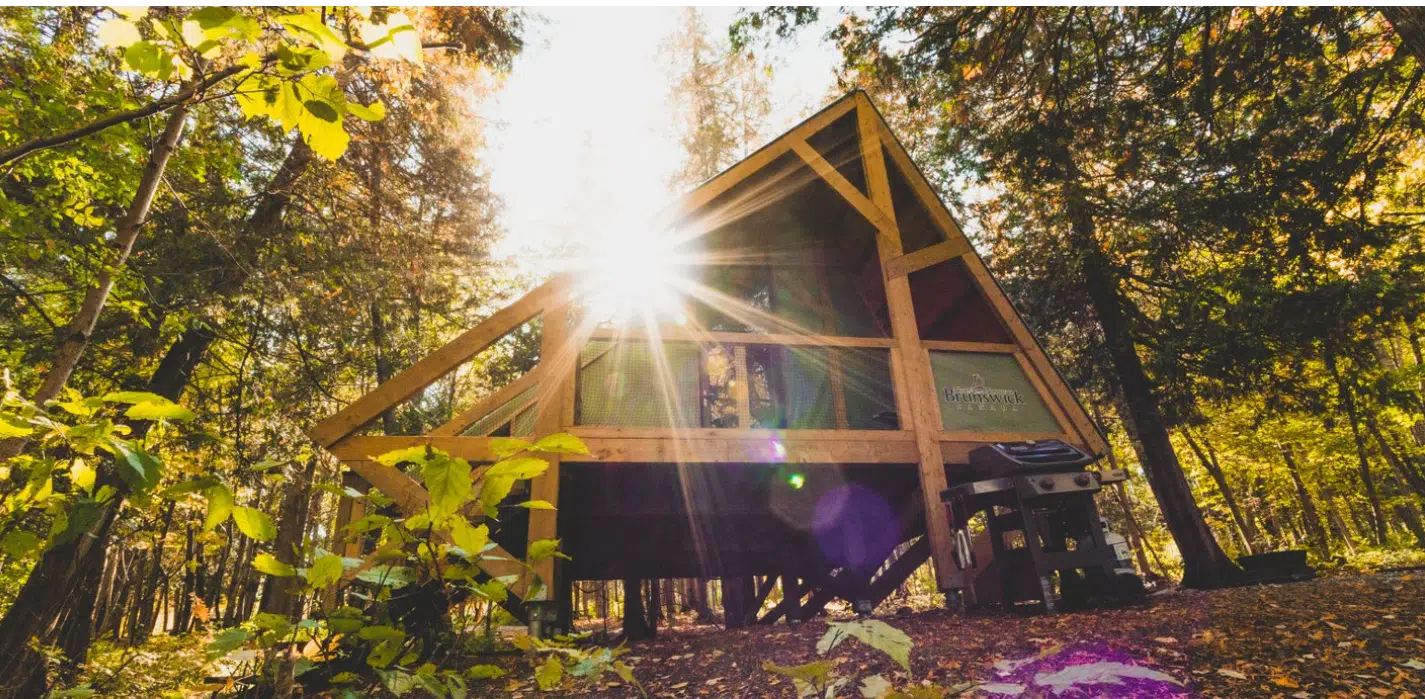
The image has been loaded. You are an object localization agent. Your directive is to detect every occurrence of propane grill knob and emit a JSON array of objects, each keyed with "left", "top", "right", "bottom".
[
  {"left": 1074, "top": 473, "right": 1092, "bottom": 487},
  {"left": 1039, "top": 477, "right": 1056, "bottom": 490}
]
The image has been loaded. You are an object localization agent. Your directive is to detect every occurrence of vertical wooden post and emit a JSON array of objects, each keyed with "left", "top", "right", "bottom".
[
  {"left": 856, "top": 95, "right": 959, "bottom": 589},
  {"left": 529, "top": 279, "right": 575, "bottom": 615}
]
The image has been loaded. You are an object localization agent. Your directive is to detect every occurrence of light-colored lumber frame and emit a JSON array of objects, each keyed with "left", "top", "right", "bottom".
[{"left": 309, "top": 89, "right": 1107, "bottom": 607}]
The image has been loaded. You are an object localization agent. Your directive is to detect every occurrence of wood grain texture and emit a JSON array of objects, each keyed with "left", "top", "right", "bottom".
[
  {"left": 309, "top": 277, "right": 567, "bottom": 447},
  {"left": 885, "top": 238, "right": 973, "bottom": 279}
]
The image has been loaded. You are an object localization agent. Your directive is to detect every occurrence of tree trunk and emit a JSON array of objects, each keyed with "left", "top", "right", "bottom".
[
  {"left": 1321, "top": 492, "right": 1358, "bottom": 556},
  {"left": 369, "top": 302, "right": 399, "bottom": 435},
  {"left": 1368, "top": 417, "right": 1425, "bottom": 504},
  {"left": 1182, "top": 429, "right": 1256, "bottom": 554},
  {"left": 132, "top": 501, "right": 177, "bottom": 644},
  {"left": 621, "top": 578, "right": 650, "bottom": 641},
  {"left": 1068, "top": 198, "right": 1240, "bottom": 588},
  {"left": 1381, "top": 7, "right": 1425, "bottom": 66},
  {"left": 1279, "top": 445, "right": 1332, "bottom": 559},
  {"left": 1396, "top": 503, "right": 1425, "bottom": 548},
  {"left": 689, "top": 579, "right": 713, "bottom": 623},
  {"left": 0, "top": 105, "right": 189, "bottom": 464},
  {"left": 1326, "top": 351, "right": 1388, "bottom": 544},
  {"left": 259, "top": 459, "right": 318, "bottom": 618}
]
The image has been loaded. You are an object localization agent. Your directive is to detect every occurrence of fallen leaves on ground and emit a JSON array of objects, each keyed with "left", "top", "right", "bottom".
[{"left": 465, "top": 571, "right": 1425, "bottom": 697}]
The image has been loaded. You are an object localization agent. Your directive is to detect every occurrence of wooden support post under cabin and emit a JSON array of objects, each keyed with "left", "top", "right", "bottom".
[
  {"left": 528, "top": 286, "right": 573, "bottom": 634},
  {"left": 759, "top": 576, "right": 806, "bottom": 625},
  {"left": 621, "top": 577, "right": 651, "bottom": 641},
  {"left": 865, "top": 536, "right": 931, "bottom": 606},
  {"left": 719, "top": 576, "right": 747, "bottom": 629},
  {"left": 854, "top": 96, "right": 960, "bottom": 591}
]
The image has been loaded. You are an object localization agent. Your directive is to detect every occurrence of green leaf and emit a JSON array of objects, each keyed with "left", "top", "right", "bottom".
[
  {"left": 98, "top": 18, "right": 142, "bottom": 48},
  {"left": 488, "top": 437, "right": 532, "bottom": 459},
  {"left": 203, "top": 483, "right": 234, "bottom": 531},
  {"left": 476, "top": 475, "right": 516, "bottom": 518},
  {"left": 347, "top": 513, "right": 391, "bottom": 534},
  {"left": 252, "top": 552, "right": 296, "bottom": 577},
  {"left": 484, "top": 457, "right": 548, "bottom": 480},
  {"left": 101, "top": 391, "right": 167, "bottom": 405},
  {"left": 355, "top": 564, "right": 417, "bottom": 588},
  {"left": 528, "top": 538, "right": 570, "bottom": 562},
  {"left": 346, "top": 101, "right": 386, "bottom": 122},
  {"left": 69, "top": 460, "right": 96, "bottom": 494},
  {"left": 114, "top": 443, "right": 163, "bottom": 492},
  {"left": 769, "top": 663, "right": 832, "bottom": 689},
  {"left": 52, "top": 500, "right": 103, "bottom": 545},
  {"left": 448, "top": 518, "right": 489, "bottom": 555},
  {"left": 122, "top": 42, "right": 167, "bottom": 78},
  {"left": 818, "top": 620, "right": 913, "bottom": 674},
  {"left": 518, "top": 500, "right": 555, "bottom": 510},
  {"left": 1, "top": 530, "right": 40, "bottom": 557},
  {"left": 476, "top": 579, "right": 508, "bottom": 603},
  {"left": 303, "top": 99, "right": 340, "bottom": 123},
  {"left": 358, "top": 624, "right": 406, "bottom": 643},
  {"left": 326, "top": 606, "right": 365, "bottom": 634},
  {"left": 0, "top": 414, "right": 35, "bottom": 438},
  {"left": 423, "top": 454, "right": 472, "bottom": 518},
  {"left": 124, "top": 399, "right": 196, "bottom": 422},
  {"left": 301, "top": 118, "right": 350, "bottom": 160},
  {"left": 306, "top": 552, "right": 344, "bottom": 588},
  {"left": 535, "top": 656, "right": 563, "bottom": 691},
  {"left": 465, "top": 664, "right": 506, "bottom": 680},
  {"left": 232, "top": 506, "right": 276, "bottom": 541},
  {"left": 188, "top": 6, "right": 260, "bottom": 41},
  {"left": 279, "top": 13, "right": 349, "bottom": 60},
  {"left": 207, "top": 627, "right": 252, "bottom": 659},
  {"left": 162, "top": 476, "right": 218, "bottom": 497},
  {"left": 531, "top": 433, "right": 589, "bottom": 454},
  {"left": 374, "top": 446, "right": 430, "bottom": 467}
]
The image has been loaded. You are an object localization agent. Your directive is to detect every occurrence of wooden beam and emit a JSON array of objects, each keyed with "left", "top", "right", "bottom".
[
  {"left": 673, "top": 94, "right": 858, "bottom": 222},
  {"left": 430, "top": 364, "right": 545, "bottom": 437},
  {"left": 568, "top": 426, "right": 916, "bottom": 441},
  {"left": 330, "top": 433, "right": 921, "bottom": 465},
  {"left": 527, "top": 294, "right": 574, "bottom": 601},
  {"left": 885, "top": 238, "right": 973, "bottom": 279},
  {"left": 743, "top": 575, "right": 777, "bottom": 626},
  {"left": 758, "top": 576, "right": 807, "bottom": 625},
  {"left": 858, "top": 94, "right": 961, "bottom": 589},
  {"left": 790, "top": 139, "right": 896, "bottom": 238},
  {"left": 920, "top": 340, "right": 1018, "bottom": 354},
  {"left": 309, "top": 277, "right": 567, "bottom": 448},
  {"left": 866, "top": 536, "right": 931, "bottom": 605},
  {"left": 863, "top": 95, "right": 1107, "bottom": 456},
  {"left": 585, "top": 326, "right": 895, "bottom": 349}
]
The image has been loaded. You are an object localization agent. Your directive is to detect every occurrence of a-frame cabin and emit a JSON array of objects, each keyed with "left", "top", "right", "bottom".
[{"left": 309, "top": 91, "right": 1106, "bottom": 630}]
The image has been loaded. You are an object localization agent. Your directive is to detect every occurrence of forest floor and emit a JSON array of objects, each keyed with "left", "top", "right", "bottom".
[{"left": 472, "top": 570, "right": 1425, "bottom": 698}]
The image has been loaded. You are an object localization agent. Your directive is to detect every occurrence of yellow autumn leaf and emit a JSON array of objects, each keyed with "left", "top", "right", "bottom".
[{"left": 99, "top": 18, "right": 142, "bottom": 48}]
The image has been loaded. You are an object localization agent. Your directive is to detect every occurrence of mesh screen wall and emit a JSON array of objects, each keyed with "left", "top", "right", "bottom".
[{"left": 576, "top": 340, "right": 701, "bottom": 427}]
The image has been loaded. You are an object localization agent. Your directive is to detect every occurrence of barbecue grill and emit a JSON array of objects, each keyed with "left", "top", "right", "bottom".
[{"left": 940, "top": 440, "right": 1144, "bottom": 612}]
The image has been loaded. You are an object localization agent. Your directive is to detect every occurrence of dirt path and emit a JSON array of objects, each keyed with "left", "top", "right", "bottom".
[{"left": 472, "top": 571, "right": 1425, "bottom": 698}]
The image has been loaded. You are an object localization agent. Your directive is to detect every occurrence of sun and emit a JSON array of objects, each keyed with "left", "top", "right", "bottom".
[{"left": 577, "top": 226, "right": 689, "bottom": 324}]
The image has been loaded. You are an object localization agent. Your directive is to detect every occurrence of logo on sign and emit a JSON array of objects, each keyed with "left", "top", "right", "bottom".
[{"left": 942, "top": 374, "right": 1026, "bottom": 412}]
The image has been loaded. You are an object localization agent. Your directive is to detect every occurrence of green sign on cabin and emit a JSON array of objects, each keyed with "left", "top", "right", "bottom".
[{"left": 927, "top": 352, "right": 1060, "bottom": 434}]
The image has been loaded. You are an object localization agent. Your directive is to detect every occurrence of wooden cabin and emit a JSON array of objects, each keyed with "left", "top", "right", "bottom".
[{"left": 309, "top": 91, "right": 1106, "bottom": 631}]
